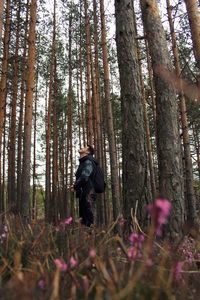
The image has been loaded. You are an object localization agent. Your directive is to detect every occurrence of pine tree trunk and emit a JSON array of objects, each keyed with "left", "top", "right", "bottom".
[
  {"left": 115, "top": 0, "right": 148, "bottom": 227},
  {"left": 184, "top": 0, "right": 200, "bottom": 100},
  {"left": 52, "top": 56, "right": 58, "bottom": 223},
  {"left": 21, "top": 0, "right": 37, "bottom": 225},
  {"left": 68, "top": 14, "right": 74, "bottom": 219},
  {"left": 8, "top": 2, "right": 21, "bottom": 212},
  {"left": 0, "top": 0, "right": 4, "bottom": 52},
  {"left": 45, "top": 2, "right": 56, "bottom": 222},
  {"left": 79, "top": 2, "right": 86, "bottom": 145},
  {"left": 184, "top": 0, "right": 200, "bottom": 69},
  {"left": 133, "top": 4, "right": 156, "bottom": 200},
  {"left": 32, "top": 72, "right": 38, "bottom": 220},
  {"left": 167, "top": 0, "right": 197, "bottom": 225},
  {"left": 192, "top": 123, "right": 200, "bottom": 181},
  {"left": 100, "top": 0, "right": 121, "bottom": 223},
  {"left": 17, "top": 0, "right": 29, "bottom": 213},
  {"left": 84, "top": 0, "right": 93, "bottom": 145},
  {"left": 0, "top": 0, "right": 10, "bottom": 214},
  {"left": 140, "top": 0, "right": 185, "bottom": 236}
]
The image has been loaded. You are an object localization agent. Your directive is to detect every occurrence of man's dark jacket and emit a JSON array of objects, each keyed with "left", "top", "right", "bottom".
[{"left": 74, "top": 154, "right": 98, "bottom": 197}]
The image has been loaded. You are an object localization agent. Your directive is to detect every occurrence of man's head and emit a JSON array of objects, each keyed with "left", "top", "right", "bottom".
[{"left": 79, "top": 145, "right": 94, "bottom": 158}]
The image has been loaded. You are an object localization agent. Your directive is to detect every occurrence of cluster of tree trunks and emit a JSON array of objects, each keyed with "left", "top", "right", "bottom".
[{"left": 0, "top": 0, "right": 199, "bottom": 237}]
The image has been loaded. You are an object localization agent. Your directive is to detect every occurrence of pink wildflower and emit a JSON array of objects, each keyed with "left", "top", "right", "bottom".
[
  {"left": 38, "top": 279, "right": 46, "bottom": 289},
  {"left": 146, "top": 199, "right": 171, "bottom": 236},
  {"left": 128, "top": 247, "right": 136, "bottom": 259},
  {"left": 64, "top": 217, "right": 73, "bottom": 225},
  {"left": 146, "top": 259, "right": 153, "bottom": 266},
  {"left": 129, "top": 233, "right": 144, "bottom": 246},
  {"left": 89, "top": 249, "right": 96, "bottom": 258},
  {"left": 54, "top": 226, "right": 60, "bottom": 232},
  {"left": 3, "top": 225, "right": 8, "bottom": 233},
  {"left": 118, "top": 218, "right": 126, "bottom": 226},
  {"left": 69, "top": 256, "right": 78, "bottom": 268},
  {"left": 54, "top": 258, "right": 68, "bottom": 271}
]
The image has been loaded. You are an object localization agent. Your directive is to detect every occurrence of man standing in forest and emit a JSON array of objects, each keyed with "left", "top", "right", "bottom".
[{"left": 71, "top": 145, "right": 97, "bottom": 227}]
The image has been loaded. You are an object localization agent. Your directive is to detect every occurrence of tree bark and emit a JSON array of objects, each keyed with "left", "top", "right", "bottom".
[
  {"left": 0, "top": 0, "right": 10, "bottom": 214},
  {"left": 115, "top": 0, "right": 148, "bottom": 227},
  {"left": 21, "top": 0, "right": 37, "bottom": 225},
  {"left": 167, "top": 0, "right": 197, "bottom": 225},
  {"left": 140, "top": 0, "right": 185, "bottom": 236},
  {"left": 8, "top": 1, "right": 21, "bottom": 212},
  {"left": 100, "top": 0, "right": 121, "bottom": 223},
  {"left": 184, "top": 0, "right": 200, "bottom": 70},
  {"left": 17, "top": 0, "right": 29, "bottom": 213},
  {"left": 84, "top": 0, "right": 93, "bottom": 145},
  {"left": 0, "top": 0, "right": 4, "bottom": 53}
]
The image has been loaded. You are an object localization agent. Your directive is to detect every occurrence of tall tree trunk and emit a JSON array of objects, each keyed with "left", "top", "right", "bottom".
[
  {"left": 21, "top": 0, "right": 37, "bottom": 225},
  {"left": 67, "top": 13, "right": 74, "bottom": 219},
  {"left": 52, "top": 0, "right": 58, "bottom": 223},
  {"left": 0, "top": 0, "right": 4, "bottom": 52},
  {"left": 45, "top": 2, "right": 56, "bottom": 222},
  {"left": 133, "top": 3, "right": 156, "bottom": 200},
  {"left": 192, "top": 123, "right": 200, "bottom": 181},
  {"left": 8, "top": 1, "right": 21, "bottom": 212},
  {"left": 52, "top": 57, "right": 58, "bottom": 223},
  {"left": 100, "top": 0, "right": 121, "bottom": 223},
  {"left": 167, "top": 0, "right": 197, "bottom": 225},
  {"left": 79, "top": 1, "right": 86, "bottom": 146},
  {"left": 93, "top": 0, "right": 107, "bottom": 225},
  {"left": 84, "top": 0, "right": 93, "bottom": 145},
  {"left": 32, "top": 71, "right": 38, "bottom": 220},
  {"left": 0, "top": 0, "right": 10, "bottom": 214},
  {"left": 140, "top": 0, "right": 185, "bottom": 236},
  {"left": 184, "top": 0, "right": 200, "bottom": 101},
  {"left": 115, "top": 0, "right": 148, "bottom": 228},
  {"left": 184, "top": 0, "right": 200, "bottom": 70},
  {"left": 17, "top": 0, "right": 29, "bottom": 213}
]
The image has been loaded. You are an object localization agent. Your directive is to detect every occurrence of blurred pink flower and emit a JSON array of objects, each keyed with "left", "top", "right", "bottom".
[
  {"left": 146, "top": 199, "right": 171, "bottom": 236},
  {"left": 38, "top": 279, "right": 46, "bottom": 289},
  {"left": 129, "top": 233, "right": 144, "bottom": 246},
  {"left": 64, "top": 217, "right": 73, "bottom": 225},
  {"left": 54, "top": 226, "right": 60, "bottom": 232},
  {"left": 54, "top": 258, "right": 68, "bottom": 271},
  {"left": 3, "top": 225, "right": 8, "bottom": 233},
  {"left": 146, "top": 258, "right": 153, "bottom": 266},
  {"left": 89, "top": 249, "right": 96, "bottom": 258},
  {"left": 118, "top": 218, "right": 126, "bottom": 226},
  {"left": 69, "top": 256, "right": 78, "bottom": 268},
  {"left": 128, "top": 247, "right": 136, "bottom": 259}
]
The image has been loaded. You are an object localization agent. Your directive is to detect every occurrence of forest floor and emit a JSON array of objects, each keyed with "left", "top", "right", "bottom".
[{"left": 0, "top": 215, "right": 200, "bottom": 300}]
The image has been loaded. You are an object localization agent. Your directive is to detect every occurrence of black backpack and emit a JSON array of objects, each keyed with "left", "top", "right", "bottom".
[{"left": 91, "top": 164, "right": 106, "bottom": 193}]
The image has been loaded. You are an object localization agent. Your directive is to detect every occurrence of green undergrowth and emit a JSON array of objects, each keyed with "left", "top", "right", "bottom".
[{"left": 0, "top": 216, "right": 200, "bottom": 300}]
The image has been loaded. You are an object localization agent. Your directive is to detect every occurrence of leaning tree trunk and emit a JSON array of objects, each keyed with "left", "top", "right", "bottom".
[
  {"left": 21, "top": 0, "right": 37, "bottom": 225},
  {"left": 115, "top": 0, "right": 149, "bottom": 228},
  {"left": 140, "top": 0, "right": 185, "bottom": 237},
  {"left": 167, "top": 0, "right": 197, "bottom": 225}
]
